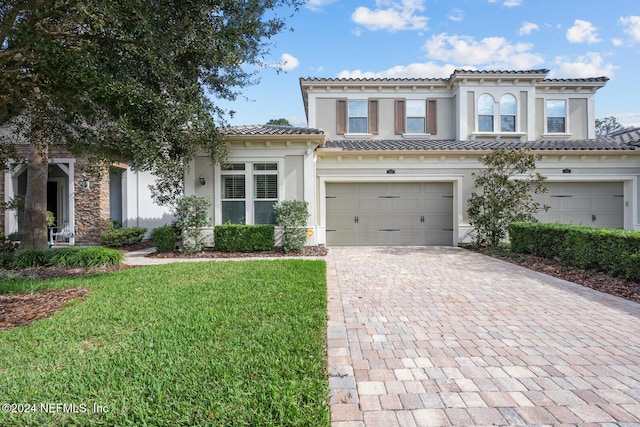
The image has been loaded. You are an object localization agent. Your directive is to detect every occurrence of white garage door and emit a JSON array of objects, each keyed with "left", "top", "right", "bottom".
[
  {"left": 534, "top": 182, "right": 624, "bottom": 228},
  {"left": 326, "top": 182, "right": 453, "bottom": 246}
]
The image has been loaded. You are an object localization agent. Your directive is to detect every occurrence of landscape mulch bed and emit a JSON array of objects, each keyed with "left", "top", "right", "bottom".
[
  {"left": 0, "top": 287, "right": 90, "bottom": 331},
  {"left": 148, "top": 245, "right": 328, "bottom": 258}
]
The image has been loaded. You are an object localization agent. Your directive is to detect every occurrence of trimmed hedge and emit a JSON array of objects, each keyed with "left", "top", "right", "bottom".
[
  {"left": 509, "top": 222, "right": 640, "bottom": 282},
  {"left": 101, "top": 226, "right": 147, "bottom": 247},
  {"left": 213, "top": 224, "right": 275, "bottom": 253}
]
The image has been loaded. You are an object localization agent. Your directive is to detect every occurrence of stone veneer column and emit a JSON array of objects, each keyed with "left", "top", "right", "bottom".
[{"left": 73, "top": 160, "right": 111, "bottom": 245}]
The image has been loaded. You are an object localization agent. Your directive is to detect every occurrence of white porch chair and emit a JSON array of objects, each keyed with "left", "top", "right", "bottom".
[{"left": 49, "top": 222, "right": 74, "bottom": 245}]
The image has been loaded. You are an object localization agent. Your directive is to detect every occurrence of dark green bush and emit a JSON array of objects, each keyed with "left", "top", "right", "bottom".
[
  {"left": 49, "top": 247, "right": 124, "bottom": 268},
  {"left": 0, "top": 252, "right": 15, "bottom": 269},
  {"left": 12, "top": 249, "right": 50, "bottom": 269},
  {"left": 509, "top": 222, "right": 640, "bottom": 281},
  {"left": 100, "top": 226, "right": 147, "bottom": 247},
  {"left": 152, "top": 226, "right": 178, "bottom": 253},
  {"left": 214, "top": 224, "right": 274, "bottom": 252}
]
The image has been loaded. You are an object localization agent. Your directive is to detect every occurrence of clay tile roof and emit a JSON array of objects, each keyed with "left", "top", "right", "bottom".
[
  {"left": 606, "top": 127, "right": 640, "bottom": 146},
  {"left": 542, "top": 76, "right": 610, "bottom": 83},
  {"left": 222, "top": 124, "right": 324, "bottom": 136},
  {"left": 323, "top": 138, "right": 637, "bottom": 151}
]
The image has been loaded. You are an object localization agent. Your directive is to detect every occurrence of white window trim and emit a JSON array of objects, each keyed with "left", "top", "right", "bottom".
[
  {"left": 348, "top": 99, "right": 368, "bottom": 134},
  {"left": 544, "top": 98, "right": 571, "bottom": 136},
  {"left": 214, "top": 158, "right": 284, "bottom": 225}
]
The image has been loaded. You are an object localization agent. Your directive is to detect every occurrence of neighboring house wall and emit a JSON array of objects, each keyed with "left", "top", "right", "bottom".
[
  {"left": 121, "top": 169, "right": 173, "bottom": 235},
  {"left": 1, "top": 144, "right": 170, "bottom": 244}
]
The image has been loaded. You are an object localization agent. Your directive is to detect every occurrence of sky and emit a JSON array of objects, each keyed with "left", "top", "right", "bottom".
[{"left": 213, "top": 0, "right": 640, "bottom": 129}]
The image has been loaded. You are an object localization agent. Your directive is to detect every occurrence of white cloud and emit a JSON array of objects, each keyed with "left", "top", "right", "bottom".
[
  {"left": 551, "top": 52, "right": 616, "bottom": 79},
  {"left": 351, "top": 0, "right": 428, "bottom": 32},
  {"left": 566, "top": 19, "right": 601, "bottom": 44},
  {"left": 337, "top": 62, "right": 457, "bottom": 79},
  {"left": 448, "top": 8, "right": 463, "bottom": 22},
  {"left": 278, "top": 53, "right": 300, "bottom": 71},
  {"left": 620, "top": 16, "right": 640, "bottom": 42},
  {"left": 423, "top": 33, "right": 544, "bottom": 70},
  {"left": 504, "top": 0, "right": 522, "bottom": 6},
  {"left": 487, "top": 0, "right": 521, "bottom": 6},
  {"left": 305, "top": 0, "right": 336, "bottom": 12},
  {"left": 612, "top": 38, "right": 624, "bottom": 47},
  {"left": 614, "top": 112, "right": 640, "bottom": 128},
  {"left": 519, "top": 22, "right": 539, "bottom": 35}
]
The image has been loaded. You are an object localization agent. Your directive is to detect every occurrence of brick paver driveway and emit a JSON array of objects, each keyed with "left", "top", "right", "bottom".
[{"left": 326, "top": 246, "right": 640, "bottom": 426}]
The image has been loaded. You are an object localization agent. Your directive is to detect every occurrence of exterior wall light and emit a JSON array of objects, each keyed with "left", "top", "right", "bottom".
[{"left": 199, "top": 175, "right": 206, "bottom": 186}]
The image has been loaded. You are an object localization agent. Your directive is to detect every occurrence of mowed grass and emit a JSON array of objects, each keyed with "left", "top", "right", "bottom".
[{"left": 0, "top": 260, "right": 329, "bottom": 426}]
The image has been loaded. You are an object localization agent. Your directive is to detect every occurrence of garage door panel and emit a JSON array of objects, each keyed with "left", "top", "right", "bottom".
[
  {"left": 326, "top": 182, "right": 453, "bottom": 246},
  {"left": 534, "top": 182, "right": 623, "bottom": 229}
]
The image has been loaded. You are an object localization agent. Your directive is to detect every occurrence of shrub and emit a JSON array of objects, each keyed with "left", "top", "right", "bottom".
[
  {"left": 214, "top": 224, "right": 275, "bottom": 252},
  {"left": 12, "top": 249, "right": 50, "bottom": 269},
  {"left": 0, "top": 252, "right": 14, "bottom": 269},
  {"left": 49, "top": 247, "right": 124, "bottom": 268},
  {"left": 274, "top": 200, "right": 309, "bottom": 253},
  {"left": 509, "top": 222, "right": 640, "bottom": 281},
  {"left": 152, "top": 226, "right": 178, "bottom": 253},
  {"left": 100, "top": 227, "right": 147, "bottom": 247},
  {"left": 173, "top": 195, "right": 211, "bottom": 253}
]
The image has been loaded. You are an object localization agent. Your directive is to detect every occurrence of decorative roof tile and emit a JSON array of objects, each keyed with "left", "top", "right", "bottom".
[
  {"left": 322, "top": 138, "right": 637, "bottom": 151},
  {"left": 606, "top": 127, "right": 640, "bottom": 146},
  {"left": 222, "top": 124, "right": 324, "bottom": 136}
]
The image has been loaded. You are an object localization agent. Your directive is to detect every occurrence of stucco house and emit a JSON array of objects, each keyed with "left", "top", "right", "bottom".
[
  {"left": 188, "top": 69, "right": 640, "bottom": 246},
  {"left": 3, "top": 68, "right": 639, "bottom": 247}
]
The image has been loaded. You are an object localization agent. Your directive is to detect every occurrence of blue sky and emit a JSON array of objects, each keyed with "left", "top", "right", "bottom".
[{"left": 214, "top": 0, "right": 640, "bottom": 129}]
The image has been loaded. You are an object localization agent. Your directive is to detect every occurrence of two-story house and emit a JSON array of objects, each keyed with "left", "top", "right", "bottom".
[
  {"left": 7, "top": 69, "right": 637, "bottom": 247},
  {"left": 186, "top": 69, "right": 639, "bottom": 246}
]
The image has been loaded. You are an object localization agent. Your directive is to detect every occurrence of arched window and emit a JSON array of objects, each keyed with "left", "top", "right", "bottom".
[
  {"left": 478, "top": 94, "right": 494, "bottom": 132},
  {"left": 500, "top": 94, "right": 517, "bottom": 132}
]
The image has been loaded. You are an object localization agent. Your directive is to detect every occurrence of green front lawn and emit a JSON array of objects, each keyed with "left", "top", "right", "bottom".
[{"left": 0, "top": 260, "right": 329, "bottom": 426}]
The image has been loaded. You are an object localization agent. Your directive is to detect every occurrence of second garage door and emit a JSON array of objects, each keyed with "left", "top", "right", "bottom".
[
  {"left": 326, "top": 182, "right": 453, "bottom": 246},
  {"left": 534, "top": 182, "right": 624, "bottom": 228}
]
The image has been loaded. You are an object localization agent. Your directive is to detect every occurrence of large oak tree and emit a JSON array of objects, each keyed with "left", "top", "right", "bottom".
[{"left": 1, "top": 0, "right": 301, "bottom": 249}]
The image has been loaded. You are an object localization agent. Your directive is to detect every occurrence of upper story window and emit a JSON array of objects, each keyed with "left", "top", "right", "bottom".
[
  {"left": 406, "top": 100, "right": 426, "bottom": 133},
  {"left": 348, "top": 100, "right": 368, "bottom": 133},
  {"left": 546, "top": 100, "right": 566, "bottom": 133},
  {"left": 500, "top": 94, "right": 517, "bottom": 132},
  {"left": 221, "top": 162, "right": 279, "bottom": 225},
  {"left": 336, "top": 99, "right": 378, "bottom": 135},
  {"left": 394, "top": 99, "right": 438, "bottom": 135},
  {"left": 478, "top": 94, "right": 494, "bottom": 132}
]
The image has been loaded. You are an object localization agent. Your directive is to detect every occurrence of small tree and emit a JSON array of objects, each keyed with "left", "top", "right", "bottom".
[
  {"left": 274, "top": 200, "right": 309, "bottom": 253},
  {"left": 173, "top": 195, "right": 211, "bottom": 253},
  {"left": 467, "top": 148, "right": 548, "bottom": 247},
  {"left": 595, "top": 116, "right": 624, "bottom": 136}
]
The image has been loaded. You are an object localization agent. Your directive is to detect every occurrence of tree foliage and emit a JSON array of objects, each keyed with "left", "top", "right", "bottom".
[
  {"left": 467, "top": 149, "right": 548, "bottom": 247},
  {"left": 266, "top": 118, "right": 292, "bottom": 126},
  {"left": 0, "top": 0, "right": 302, "bottom": 249},
  {"left": 595, "top": 116, "right": 624, "bottom": 136}
]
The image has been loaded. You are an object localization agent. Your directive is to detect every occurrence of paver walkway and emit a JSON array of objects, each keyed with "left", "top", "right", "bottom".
[{"left": 326, "top": 246, "right": 640, "bottom": 426}]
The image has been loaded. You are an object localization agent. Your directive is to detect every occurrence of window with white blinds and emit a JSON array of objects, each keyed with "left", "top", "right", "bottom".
[{"left": 221, "top": 162, "right": 279, "bottom": 225}]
